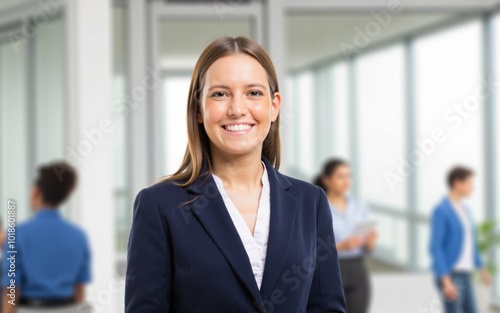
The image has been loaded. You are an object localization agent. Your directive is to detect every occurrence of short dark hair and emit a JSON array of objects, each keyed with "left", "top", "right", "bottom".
[
  {"left": 35, "top": 161, "right": 78, "bottom": 207},
  {"left": 447, "top": 166, "right": 474, "bottom": 189}
]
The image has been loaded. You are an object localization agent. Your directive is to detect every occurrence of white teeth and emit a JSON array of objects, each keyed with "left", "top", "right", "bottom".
[{"left": 224, "top": 124, "right": 252, "bottom": 132}]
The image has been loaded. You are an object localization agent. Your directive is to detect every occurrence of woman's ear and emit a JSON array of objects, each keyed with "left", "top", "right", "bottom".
[{"left": 271, "top": 92, "right": 281, "bottom": 122}]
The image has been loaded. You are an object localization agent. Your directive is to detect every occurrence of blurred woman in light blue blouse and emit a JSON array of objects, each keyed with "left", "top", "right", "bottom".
[{"left": 314, "top": 158, "right": 377, "bottom": 313}]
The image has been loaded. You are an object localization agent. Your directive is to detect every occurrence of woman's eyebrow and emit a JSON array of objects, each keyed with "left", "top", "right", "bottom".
[
  {"left": 246, "top": 83, "right": 267, "bottom": 89},
  {"left": 208, "top": 85, "right": 230, "bottom": 91},
  {"left": 207, "top": 83, "right": 267, "bottom": 91}
]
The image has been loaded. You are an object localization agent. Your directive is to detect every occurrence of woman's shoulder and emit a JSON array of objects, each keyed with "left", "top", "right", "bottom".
[
  {"left": 278, "top": 172, "right": 323, "bottom": 196},
  {"left": 143, "top": 178, "right": 191, "bottom": 198},
  {"left": 347, "top": 196, "right": 367, "bottom": 207}
]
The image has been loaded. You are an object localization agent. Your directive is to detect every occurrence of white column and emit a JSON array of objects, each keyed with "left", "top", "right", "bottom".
[
  {"left": 264, "top": 0, "right": 289, "bottom": 171},
  {"left": 65, "top": 0, "right": 116, "bottom": 311},
  {"left": 265, "top": 0, "right": 286, "bottom": 81},
  {"left": 128, "top": 0, "right": 153, "bottom": 200}
]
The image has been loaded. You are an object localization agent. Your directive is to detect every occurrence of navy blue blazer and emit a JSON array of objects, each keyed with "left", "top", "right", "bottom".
[{"left": 125, "top": 156, "right": 346, "bottom": 313}]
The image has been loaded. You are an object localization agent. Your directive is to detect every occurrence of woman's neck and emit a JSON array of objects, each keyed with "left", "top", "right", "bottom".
[
  {"left": 327, "top": 192, "right": 348, "bottom": 212},
  {"left": 210, "top": 149, "right": 264, "bottom": 189}
]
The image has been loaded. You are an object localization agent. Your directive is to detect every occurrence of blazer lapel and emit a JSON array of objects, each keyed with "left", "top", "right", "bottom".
[
  {"left": 259, "top": 157, "right": 298, "bottom": 302},
  {"left": 443, "top": 197, "right": 463, "bottom": 226},
  {"left": 186, "top": 169, "right": 264, "bottom": 310}
]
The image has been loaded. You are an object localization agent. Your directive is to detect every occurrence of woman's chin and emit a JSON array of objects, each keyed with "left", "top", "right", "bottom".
[{"left": 217, "top": 144, "right": 260, "bottom": 157}]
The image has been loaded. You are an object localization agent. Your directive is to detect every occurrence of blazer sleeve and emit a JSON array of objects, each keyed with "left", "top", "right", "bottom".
[
  {"left": 429, "top": 208, "right": 449, "bottom": 278},
  {"left": 307, "top": 187, "right": 347, "bottom": 313},
  {"left": 125, "top": 188, "right": 172, "bottom": 313}
]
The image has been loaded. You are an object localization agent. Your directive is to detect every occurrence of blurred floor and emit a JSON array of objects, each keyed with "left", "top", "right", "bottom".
[
  {"left": 368, "top": 257, "right": 500, "bottom": 313},
  {"left": 111, "top": 261, "right": 500, "bottom": 313},
  {"left": 370, "top": 273, "right": 498, "bottom": 313}
]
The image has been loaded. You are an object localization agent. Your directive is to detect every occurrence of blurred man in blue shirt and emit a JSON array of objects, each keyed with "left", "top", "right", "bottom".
[
  {"left": 429, "top": 166, "right": 491, "bottom": 313},
  {"left": 2, "top": 161, "right": 91, "bottom": 313}
]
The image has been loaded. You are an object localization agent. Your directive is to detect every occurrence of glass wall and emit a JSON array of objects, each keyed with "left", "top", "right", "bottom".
[
  {"left": 413, "top": 20, "right": 485, "bottom": 270},
  {"left": 0, "top": 17, "right": 65, "bottom": 223},
  {"left": 312, "top": 66, "right": 332, "bottom": 166},
  {"left": 34, "top": 18, "right": 65, "bottom": 164},
  {"left": 112, "top": 5, "right": 131, "bottom": 254},
  {"left": 0, "top": 36, "right": 30, "bottom": 223},
  {"left": 356, "top": 44, "right": 409, "bottom": 264},
  {"left": 282, "top": 76, "right": 296, "bottom": 171},
  {"left": 287, "top": 13, "right": 498, "bottom": 277},
  {"left": 356, "top": 44, "right": 407, "bottom": 210},
  {"left": 414, "top": 20, "right": 484, "bottom": 221},
  {"left": 295, "top": 71, "right": 314, "bottom": 179},
  {"left": 330, "top": 63, "right": 350, "bottom": 160},
  {"left": 160, "top": 75, "right": 190, "bottom": 176}
]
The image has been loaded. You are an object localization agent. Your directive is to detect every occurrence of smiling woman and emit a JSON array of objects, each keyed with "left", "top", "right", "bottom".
[
  {"left": 164, "top": 37, "right": 282, "bottom": 186},
  {"left": 125, "top": 36, "right": 346, "bottom": 313}
]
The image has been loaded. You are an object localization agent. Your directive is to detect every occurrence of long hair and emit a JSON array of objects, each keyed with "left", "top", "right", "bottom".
[
  {"left": 161, "top": 36, "right": 281, "bottom": 186},
  {"left": 313, "top": 158, "right": 349, "bottom": 192}
]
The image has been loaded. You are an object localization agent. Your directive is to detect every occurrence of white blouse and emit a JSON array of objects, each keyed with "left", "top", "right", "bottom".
[
  {"left": 451, "top": 199, "right": 474, "bottom": 271},
  {"left": 211, "top": 161, "right": 271, "bottom": 289}
]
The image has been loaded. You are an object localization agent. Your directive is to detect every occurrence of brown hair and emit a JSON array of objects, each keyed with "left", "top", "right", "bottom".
[
  {"left": 161, "top": 36, "right": 281, "bottom": 186},
  {"left": 447, "top": 166, "right": 474, "bottom": 189},
  {"left": 313, "top": 158, "right": 349, "bottom": 192},
  {"left": 35, "top": 161, "right": 78, "bottom": 207}
]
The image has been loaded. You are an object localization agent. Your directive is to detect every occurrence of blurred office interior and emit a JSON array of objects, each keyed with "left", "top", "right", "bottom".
[{"left": 0, "top": 0, "right": 500, "bottom": 312}]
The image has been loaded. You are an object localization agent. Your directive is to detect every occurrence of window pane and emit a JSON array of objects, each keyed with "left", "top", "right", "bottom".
[
  {"left": 313, "top": 67, "right": 333, "bottom": 165},
  {"left": 414, "top": 21, "right": 484, "bottom": 221},
  {"left": 295, "top": 72, "right": 314, "bottom": 179},
  {"left": 331, "top": 63, "right": 350, "bottom": 160},
  {"left": 162, "top": 76, "right": 190, "bottom": 175},
  {"left": 416, "top": 222, "right": 431, "bottom": 270},
  {"left": 282, "top": 75, "right": 295, "bottom": 170},
  {"left": 0, "top": 39, "right": 30, "bottom": 222},
  {"left": 112, "top": 5, "right": 130, "bottom": 253},
  {"left": 371, "top": 210, "right": 409, "bottom": 264},
  {"left": 35, "top": 18, "right": 65, "bottom": 164},
  {"left": 494, "top": 12, "right": 500, "bottom": 303},
  {"left": 357, "top": 45, "right": 407, "bottom": 209}
]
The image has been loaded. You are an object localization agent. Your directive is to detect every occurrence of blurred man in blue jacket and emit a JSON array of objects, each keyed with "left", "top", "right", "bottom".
[
  {"left": 2, "top": 161, "right": 91, "bottom": 313},
  {"left": 429, "top": 166, "right": 491, "bottom": 313}
]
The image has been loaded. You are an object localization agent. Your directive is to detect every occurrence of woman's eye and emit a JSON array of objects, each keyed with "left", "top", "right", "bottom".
[
  {"left": 248, "top": 90, "right": 263, "bottom": 97},
  {"left": 211, "top": 91, "right": 227, "bottom": 98}
]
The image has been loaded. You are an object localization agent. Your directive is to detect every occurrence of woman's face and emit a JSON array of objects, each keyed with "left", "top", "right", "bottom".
[
  {"left": 198, "top": 53, "right": 280, "bottom": 158},
  {"left": 324, "top": 165, "right": 352, "bottom": 194}
]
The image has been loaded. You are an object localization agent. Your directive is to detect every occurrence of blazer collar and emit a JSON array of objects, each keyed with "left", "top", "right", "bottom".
[
  {"left": 185, "top": 155, "right": 298, "bottom": 309},
  {"left": 186, "top": 156, "right": 292, "bottom": 194},
  {"left": 442, "top": 196, "right": 473, "bottom": 221}
]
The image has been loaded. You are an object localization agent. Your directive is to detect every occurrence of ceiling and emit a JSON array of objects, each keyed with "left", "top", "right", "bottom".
[
  {"left": 159, "top": 19, "right": 253, "bottom": 70},
  {"left": 157, "top": 12, "right": 479, "bottom": 72},
  {"left": 286, "top": 13, "right": 458, "bottom": 70}
]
